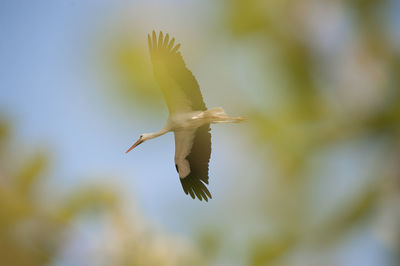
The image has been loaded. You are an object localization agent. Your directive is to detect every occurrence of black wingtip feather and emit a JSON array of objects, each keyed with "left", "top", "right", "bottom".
[
  {"left": 148, "top": 31, "right": 182, "bottom": 56},
  {"left": 168, "top": 38, "right": 175, "bottom": 50},
  {"left": 152, "top": 31, "right": 157, "bottom": 49},
  {"left": 180, "top": 177, "right": 211, "bottom": 202},
  {"left": 158, "top": 31, "right": 163, "bottom": 48},
  {"left": 163, "top": 34, "right": 169, "bottom": 48},
  {"left": 171, "top": 43, "right": 181, "bottom": 53}
]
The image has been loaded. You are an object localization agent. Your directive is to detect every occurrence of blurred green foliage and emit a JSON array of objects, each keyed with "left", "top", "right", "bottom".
[
  {"left": 223, "top": 0, "right": 400, "bottom": 265},
  {"left": 108, "top": 33, "right": 165, "bottom": 111}
]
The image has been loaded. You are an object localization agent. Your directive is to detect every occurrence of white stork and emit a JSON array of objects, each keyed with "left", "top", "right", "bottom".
[{"left": 126, "top": 31, "right": 244, "bottom": 201}]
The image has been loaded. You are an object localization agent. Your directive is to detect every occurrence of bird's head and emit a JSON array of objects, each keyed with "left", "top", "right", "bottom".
[{"left": 125, "top": 134, "right": 150, "bottom": 153}]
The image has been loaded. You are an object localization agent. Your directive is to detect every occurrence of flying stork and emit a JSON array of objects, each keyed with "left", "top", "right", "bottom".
[{"left": 126, "top": 31, "right": 244, "bottom": 201}]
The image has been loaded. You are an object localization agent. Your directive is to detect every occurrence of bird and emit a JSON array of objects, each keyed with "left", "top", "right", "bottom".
[{"left": 125, "top": 31, "right": 244, "bottom": 201}]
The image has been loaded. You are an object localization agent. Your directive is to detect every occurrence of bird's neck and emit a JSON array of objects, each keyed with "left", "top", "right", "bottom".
[{"left": 147, "top": 128, "right": 169, "bottom": 140}]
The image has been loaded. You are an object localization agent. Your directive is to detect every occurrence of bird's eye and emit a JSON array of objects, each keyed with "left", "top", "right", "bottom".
[{"left": 140, "top": 135, "right": 143, "bottom": 138}]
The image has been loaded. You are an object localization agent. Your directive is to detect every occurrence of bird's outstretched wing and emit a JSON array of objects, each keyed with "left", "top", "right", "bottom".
[
  {"left": 174, "top": 125, "right": 212, "bottom": 201},
  {"left": 148, "top": 31, "right": 207, "bottom": 114}
]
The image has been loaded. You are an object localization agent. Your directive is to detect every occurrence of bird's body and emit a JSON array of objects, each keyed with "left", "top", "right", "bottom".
[
  {"left": 126, "top": 31, "right": 244, "bottom": 201},
  {"left": 168, "top": 107, "right": 231, "bottom": 130}
]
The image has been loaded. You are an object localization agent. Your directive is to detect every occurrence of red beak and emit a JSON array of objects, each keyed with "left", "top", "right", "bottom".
[{"left": 125, "top": 139, "right": 143, "bottom": 153}]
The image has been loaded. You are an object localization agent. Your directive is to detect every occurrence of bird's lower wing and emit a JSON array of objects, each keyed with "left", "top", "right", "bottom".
[{"left": 174, "top": 125, "right": 212, "bottom": 201}]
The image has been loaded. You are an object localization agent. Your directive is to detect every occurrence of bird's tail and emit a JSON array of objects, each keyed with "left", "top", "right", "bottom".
[
  {"left": 215, "top": 116, "right": 246, "bottom": 123},
  {"left": 204, "top": 107, "right": 226, "bottom": 117},
  {"left": 205, "top": 107, "right": 246, "bottom": 124}
]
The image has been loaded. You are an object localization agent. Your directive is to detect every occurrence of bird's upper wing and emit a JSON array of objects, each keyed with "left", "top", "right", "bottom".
[
  {"left": 148, "top": 31, "right": 207, "bottom": 114},
  {"left": 174, "top": 124, "right": 212, "bottom": 201}
]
